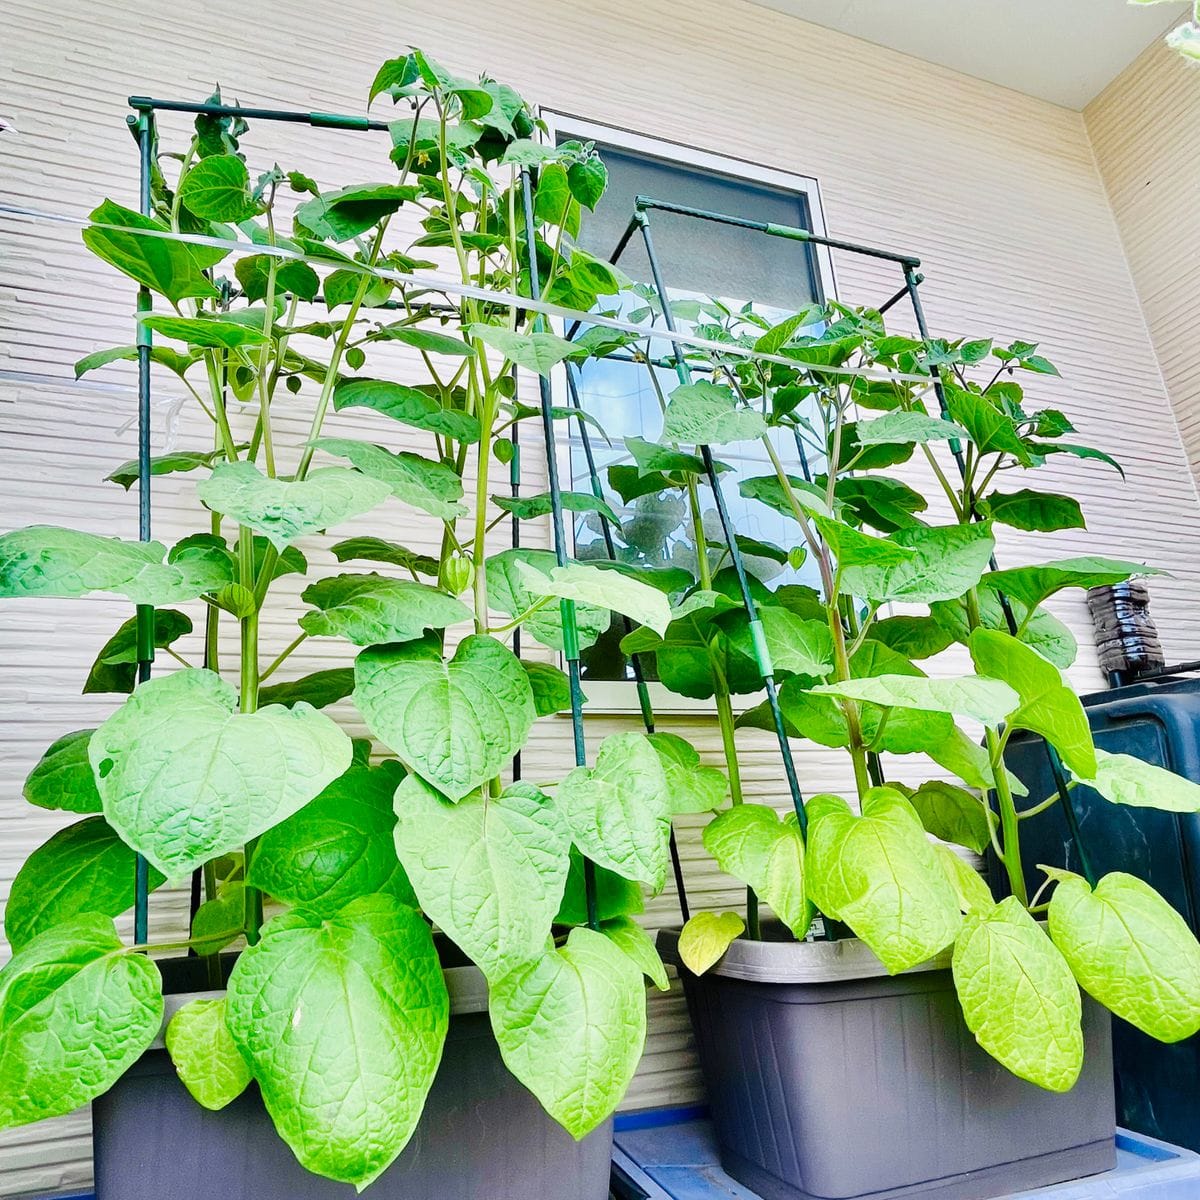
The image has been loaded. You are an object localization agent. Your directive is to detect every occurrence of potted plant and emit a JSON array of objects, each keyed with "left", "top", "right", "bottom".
[
  {"left": 620, "top": 303, "right": 1200, "bottom": 1200},
  {"left": 0, "top": 51, "right": 708, "bottom": 1198}
]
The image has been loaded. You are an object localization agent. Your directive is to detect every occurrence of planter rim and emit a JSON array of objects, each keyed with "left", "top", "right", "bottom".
[
  {"left": 150, "top": 960, "right": 487, "bottom": 1049},
  {"left": 657, "top": 925, "right": 952, "bottom": 985}
]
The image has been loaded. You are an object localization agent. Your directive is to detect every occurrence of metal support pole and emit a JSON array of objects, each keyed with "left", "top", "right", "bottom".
[
  {"left": 635, "top": 210, "right": 809, "bottom": 837},
  {"left": 520, "top": 170, "right": 599, "bottom": 929},
  {"left": 130, "top": 108, "right": 155, "bottom": 946},
  {"left": 902, "top": 268, "right": 1096, "bottom": 886},
  {"left": 129, "top": 95, "right": 387, "bottom": 132}
]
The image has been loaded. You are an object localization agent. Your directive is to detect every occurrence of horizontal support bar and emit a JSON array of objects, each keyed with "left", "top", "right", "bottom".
[
  {"left": 127, "top": 95, "right": 388, "bottom": 132},
  {"left": 633, "top": 194, "right": 921, "bottom": 269}
]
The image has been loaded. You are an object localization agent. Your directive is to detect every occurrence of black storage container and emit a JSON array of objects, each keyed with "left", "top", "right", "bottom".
[{"left": 1003, "top": 675, "right": 1200, "bottom": 1152}]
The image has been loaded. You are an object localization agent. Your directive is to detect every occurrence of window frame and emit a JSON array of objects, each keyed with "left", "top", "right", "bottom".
[{"left": 539, "top": 111, "right": 839, "bottom": 714}]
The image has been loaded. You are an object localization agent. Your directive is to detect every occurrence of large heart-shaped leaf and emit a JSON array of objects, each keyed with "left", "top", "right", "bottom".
[
  {"left": 23, "top": 729, "right": 101, "bottom": 813},
  {"left": 299, "top": 573, "right": 469, "bottom": 646},
  {"left": 702, "top": 804, "right": 811, "bottom": 937},
  {"left": 1073, "top": 749, "right": 1200, "bottom": 812},
  {"left": 952, "top": 897, "right": 1083, "bottom": 1092},
  {"left": 806, "top": 789, "right": 962, "bottom": 972},
  {"left": 467, "top": 324, "right": 577, "bottom": 375},
  {"left": 179, "top": 154, "right": 259, "bottom": 221},
  {"left": 165, "top": 998, "right": 251, "bottom": 1111},
  {"left": 978, "top": 490, "right": 1085, "bottom": 533},
  {"left": 854, "top": 411, "right": 968, "bottom": 447},
  {"left": 295, "top": 184, "right": 419, "bottom": 241},
  {"left": 246, "top": 759, "right": 412, "bottom": 916},
  {"left": 333, "top": 378, "right": 482, "bottom": 443},
  {"left": 969, "top": 629, "right": 1096, "bottom": 777},
  {"left": 0, "top": 526, "right": 232, "bottom": 604},
  {"left": 601, "top": 916, "right": 669, "bottom": 991},
  {"left": 312, "top": 438, "right": 466, "bottom": 520},
  {"left": 139, "top": 314, "right": 270, "bottom": 349},
  {"left": 226, "top": 896, "right": 449, "bottom": 1189},
  {"left": 486, "top": 549, "right": 609, "bottom": 652},
  {"left": 197, "top": 462, "right": 390, "bottom": 551},
  {"left": 0, "top": 915, "right": 163, "bottom": 1129},
  {"left": 83, "top": 609, "right": 193, "bottom": 694},
  {"left": 839, "top": 522, "right": 996, "bottom": 604},
  {"left": 82, "top": 199, "right": 218, "bottom": 303},
  {"left": 1048, "top": 870, "right": 1200, "bottom": 1042},
  {"left": 393, "top": 776, "right": 571, "bottom": 980},
  {"left": 354, "top": 634, "right": 536, "bottom": 802},
  {"left": 902, "top": 780, "right": 991, "bottom": 854},
  {"left": 979, "top": 557, "right": 1158, "bottom": 611},
  {"left": 557, "top": 732, "right": 673, "bottom": 889},
  {"left": 90, "top": 669, "right": 352, "bottom": 876},
  {"left": 662, "top": 380, "right": 767, "bottom": 445},
  {"left": 488, "top": 927, "right": 646, "bottom": 1138},
  {"left": 4, "top": 816, "right": 166, "bottom": 951}
]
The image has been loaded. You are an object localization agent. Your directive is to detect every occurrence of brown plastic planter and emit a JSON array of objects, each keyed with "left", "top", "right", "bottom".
[
  {"left": 92, "top": 953, "right": 613, "bottom": 1200},
  {"left": 659, "top": 926, "right": 1115, "bottom": 1200}
]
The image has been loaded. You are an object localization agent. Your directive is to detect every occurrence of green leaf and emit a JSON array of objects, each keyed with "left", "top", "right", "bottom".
[
  {"left": 367, "top": 323, "right": 475, "bottom": 356},
  {"left": 331, "top": 536, "right": 438, "bottom": 577},
  {"left": 197, "top": 462, "right": 390, "bottom": 551},
  {"left": 602, "top": 916, "right": 668, "bottom": 990},
  {"left": 980, "top": 557, "right": 1159, "bottom": 611},
  {"left": 468, "top": 325, "right": 577, "bottom": 376},
  {"left": 324, "top": 267, "right": 393, "bottom": 310},
  {"left": 83, "top": 609, "right": 192, "bottom": 694},
  {"left": 677, "top": 911, "right": 745, "bottom": 975},
  {"left": 979, "top": 490, "right": 1085, "bottom": 533},
  {"left": 836, "top": 476, "right": 928, "bottom": 533},
  {"left": 806, "top": 789, "right": 962, "bottom": 972},
  {"left": 0, "top": 915, "right": 163, "bottom": 1129},
  {"left": 257, "top": 667, "right": 355, "bottom": 709},
  {"left": 869, "top": 615, "right": 953, "bottom": 660},
  {"left": 247, "top": 760, "right": 412, "bottom": 915},
  {"left": 486, "top": 549, "right": 609, "bottom": 652},
  {"left": 355, "top": 634, "right": 535, "bottom": 802},
  {"left": 625, "top": 436, "right": 728, "bottom": 478},
  {"left": 703, "top": 804, "right": 811, "bottom": 938},
  {"left": 82, "top": 199, "right": 218, "bottom": 303},
  {"left": 91, "top": 668, "right": 352, "bottom": 876},
  {"left": 814, "top": 517, "right": 914, "bottom": 569},
  {"left": 935, "top": 845, "right": 995, "bottom": 913},
  {"left": 295, "top": 184, "right": 418, "bottom": 241},
  {"left": 810, "top": 674, "right": 1019, "bottom": 726},
  {"left": 523, "top": 661, "right": 576, "bottom": 717},
  {"left": 556, "top": 849, "right": 645, "bottom": 925},
  {"left": 567, "top": 156, "right": 608, "bottom": 210},
  {"left": 394, "top": 776, "right": 570, "bottom": 981},
  {"left": 1027, "top": 441, "right": 1125, "bottom": 478},
  {"left": 226, "top": 896, "right": 449, "bottom": 1188},
  {"left": 165, "top": 998, "right": 251, "bottom": 1111},
  {"left": 191, "top": 883, "right": 246, "bottom": 955},
  {"left": 488, "top": 927, "right": 646, "bottom": 1139},
  {"left": 558, "top": 732, "right": 673, "bottom": 889},
  {"left": 0, "top": 525, "right": 231, "bottom": 604},
  {"left": 516, "top": 561, "right": 671, "bottom": 637},
  {"left": 4, "top": 816, "right": 165, "bottom": 950},
  {"left": 179, "top": 154, "right": 258, "bottom": 221},
  {"left": 741, "top": 474, "right": 833, "bottom": 520},
  {"left": 952, "top": 897, "right": 1083, "bottom": 1091},
  {"left": 903, "top": 780, "right": 991, "bottom": 854},
  {"left": 332, "top": 377, "right": 482, "bottom": 444},
  {"left": 1074, "top": 749, "right": 1200, "bottom": 812},
  {"left": 23, "top": 729, "right": 102, "bottom": 813},
  {"left": 138, "top": 313, "right": 270, "bottom": 349},
  {"left": 969, "top": 630, "right": 1095, "bottom": 776},
  {"left": 75, "top": 343, "right": 199, "bottom": 380},
  {"left": 105, "top": 450, "right": 215, "bottom": 491},
  {"left": 235, "top": 254, "right": 320, "bottom": 303},
  {"left": 648, "top": 732, "right": 727, "bottom": 814},
  {"left": 532, "top": 162, "right": 579, "bottom": 233},
  {"left": 854, "top": 411, "right": 968, "bottom": 447},
  {"left": 838, "top": 522, "right": 995, "bottom": 605},
  {"left": 662, "top": 380, "right": 767, "bottom": 446},
  {"left": 311, "top": 438, "right": 466, "bottom": 520},
  {"left": 749, "top": 607, "right": 835, "bottom": 678},
  {"left": 299, "top": 573, "right": 468, "bottom": 646},
  {"left": 1048, "top": 871, "right": 1200, "bottom": 1042},
  {"left": 944, "top": 388, "right": 1030, "bottom": 463},
  {"left": 494, "top": 490, "right": 620, "bottom": 525},
  {"left": 932, "top": 591, "right": 1078, "bottom": 670}
]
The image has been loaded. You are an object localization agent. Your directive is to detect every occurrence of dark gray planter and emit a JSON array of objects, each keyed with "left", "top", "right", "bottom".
[
  {"left": 659, "top": 926, "right": 1116, "bottom": 1200},
  {"left": 93, "top": 954, "right": 612, "bottom": 1200}
]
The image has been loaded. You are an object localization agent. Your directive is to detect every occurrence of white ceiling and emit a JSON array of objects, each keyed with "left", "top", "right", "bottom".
[{"left": 749, "top": 0, "right": 1188, "bottom": 108}]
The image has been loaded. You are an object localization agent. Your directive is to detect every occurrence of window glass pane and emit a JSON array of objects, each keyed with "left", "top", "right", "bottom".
[{"left": 556, "top": 132, "right": 826, "bottom": 684}]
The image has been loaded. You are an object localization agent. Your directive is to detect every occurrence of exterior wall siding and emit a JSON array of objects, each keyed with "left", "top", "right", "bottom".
[
  {"left": 1085, "top": 39, "right": 1200, "bottom": 487},
  {"left": 2, "top": 2, "right": 1198, "bottom": 1192}
]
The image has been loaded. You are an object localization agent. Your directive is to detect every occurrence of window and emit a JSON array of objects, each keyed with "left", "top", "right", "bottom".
[{"left": 543, "top": 116, "right": 837, "bottom": 709}]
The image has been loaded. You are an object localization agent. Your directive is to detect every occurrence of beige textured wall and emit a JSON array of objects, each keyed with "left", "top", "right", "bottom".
[
  {"left": 1086, "top": 39, "right": 1200, "bottom": 487},
  {"left": 3, "top": 2, "right": 1199, "bottom": 1193}
]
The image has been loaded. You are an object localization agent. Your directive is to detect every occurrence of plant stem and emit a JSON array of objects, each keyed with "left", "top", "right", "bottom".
[
  {"left": 259, "top": 632, "right": 308, "bottom": 683},
  {"left": 714, "top": 685, "right": 760, "bottom": 939}
]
